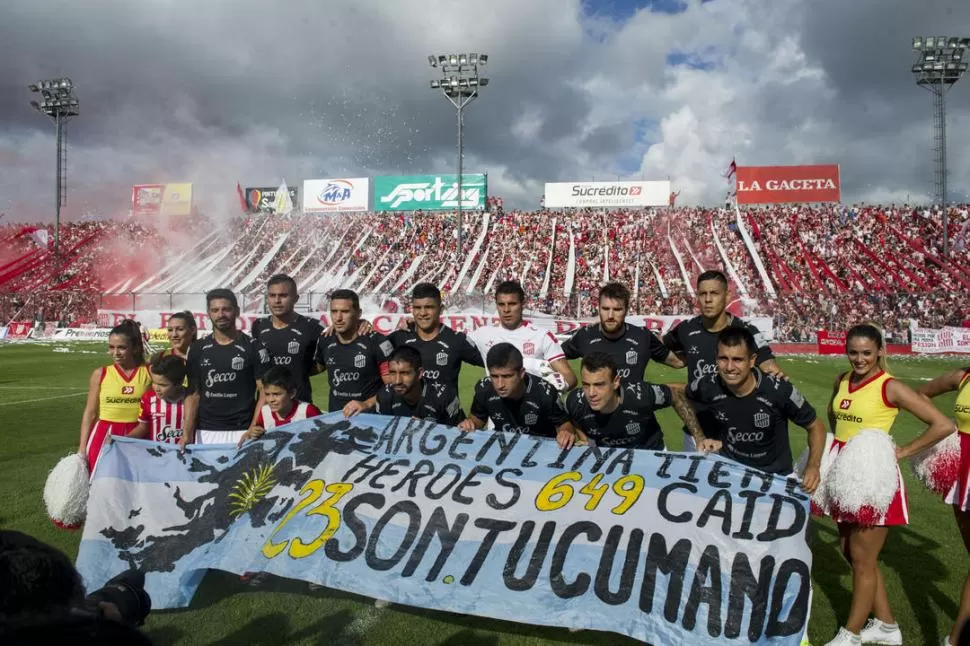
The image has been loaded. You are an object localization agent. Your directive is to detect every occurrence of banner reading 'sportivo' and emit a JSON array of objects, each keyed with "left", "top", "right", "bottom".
[
  {"left": 76, "top": 414, "right": 811, "bottom": 645},
  {"left": 374, "top": 174, "right": 486, "bottom": 211}
]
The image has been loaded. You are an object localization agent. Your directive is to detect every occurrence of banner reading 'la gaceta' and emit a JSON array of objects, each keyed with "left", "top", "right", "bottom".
[
  {"left": 544, "top": 181, "right": 671, "bottom": 208},
  {"left": 374, "top": 174, "right": 486, "bottom": 211},
  {"left": 76, "top": 414, "right": 811, "bottom": 645},
  {"left": 736, "top": 166, "right": 841, "bottom": 204}
]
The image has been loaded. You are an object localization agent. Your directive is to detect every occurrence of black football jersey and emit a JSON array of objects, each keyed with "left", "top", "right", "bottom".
[
  {"left": 186, "top": 333, "right": 271, "bottom": 430},
  {"left": 375, "top": 379, "right": 464, "bottom": 426},
  {"left": 469, "top": 374, "right": 569, "bottom": 438},
  {"left": 314, "top": 332, "right": 394, "bottom": 412},
  {"left": 562, "top": 323, "right": 670, "bottom": 384},
  {"left": 566, "top": 381, "right": 673, "bottom": 450},
  {"left": 251, "top": 314, "right": 323, "bottom": 403},
  {"left": 687, "top": 370, "right": 817, "bottom": 474},
  {"left": 389, "top": 325, "right": 482, "bottom": 391}
]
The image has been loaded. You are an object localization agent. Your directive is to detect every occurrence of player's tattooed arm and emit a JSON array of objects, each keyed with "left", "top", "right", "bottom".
[
  {"left": 663, "top": 353, "right": 685, "bottom": 369},
  {"left": 758, "top": 359, "right": 787, "bottom": 381},
  {"left": 668, "top": 384, "right": 706, "bottom": 445}
]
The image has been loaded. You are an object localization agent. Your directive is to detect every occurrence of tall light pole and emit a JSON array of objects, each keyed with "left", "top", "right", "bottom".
[
  {"left": 428, "top": 53, "right": 488, "bottom": 256},
  {"left": 28, "top": 77, "right": 79, "bottom": 257},
  {"left": 911, "top": 36, "right": 969, "bottom": 258}
]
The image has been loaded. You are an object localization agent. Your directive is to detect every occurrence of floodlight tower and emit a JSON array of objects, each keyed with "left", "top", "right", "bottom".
[
  {"left": 428, "top": 53, "right": 489, "bottom": 256},
  {"left": 28, "top": 77, "right": 79, "bottom": 256},
  {"left": 912, "top": 36, "right": 969, "bottom": 258}
]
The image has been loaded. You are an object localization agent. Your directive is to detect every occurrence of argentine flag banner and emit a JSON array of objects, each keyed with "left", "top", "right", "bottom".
[{"left": 76, "top": 413, "right": 811, "bottom": 644}]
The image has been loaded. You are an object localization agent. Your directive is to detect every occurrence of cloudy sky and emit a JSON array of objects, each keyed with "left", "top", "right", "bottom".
[{"left": 1, "top": 0, "right": 969, "bottom": 219}]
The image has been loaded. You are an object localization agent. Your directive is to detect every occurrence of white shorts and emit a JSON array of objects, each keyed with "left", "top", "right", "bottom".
[{"left": 198, "top": 429, "right": 247, "bottom": 445}]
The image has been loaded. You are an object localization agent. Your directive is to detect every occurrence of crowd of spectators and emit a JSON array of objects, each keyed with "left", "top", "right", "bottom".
[{"left": 1, "top": 203, "right": 968, "bottom": 342}]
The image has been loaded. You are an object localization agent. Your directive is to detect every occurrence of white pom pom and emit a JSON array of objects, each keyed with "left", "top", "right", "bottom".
[
  {"left": 910, "top": 430, "right": 961, "bottom": 496},
  {"left": 794, "top": 432, "right": 836, "bottom": 515},
  {"left": 825, "top": 430, "right": 898, "bottom": 527},
  {"left": 43, "top": 453, "right": 90, "bottom": 530}
]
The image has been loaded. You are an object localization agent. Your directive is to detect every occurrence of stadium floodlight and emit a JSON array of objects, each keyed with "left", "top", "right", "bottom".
[
  {"left": 427, "top": 52, "right": 489, "bottom": 262},
  {"left": 28, "top": 76, "right": 79, "bottom": 256},
  {"left": 912, "top": 36, "right": 970, "bottom": 258}
]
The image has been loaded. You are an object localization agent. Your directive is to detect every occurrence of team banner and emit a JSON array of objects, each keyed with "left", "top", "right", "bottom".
[
  {"left": 302, "top": 178, "right": 370, "bottom": 213},
  {"left": 815, "top": 330, "right": 845, "bottom": 356},
  {"left": 160, "top": 183, "right": 193, "bottom": 216},
  {"left": 543, "top": 181, "right": 670, "bottom": 209},
  {"left": 132, "top": 184, "right": 193, "bottom": 216},
  {"left": 374, "top": 174, "right": 487, "bottom": 211},
  {"left": 52, "top": 327, "right": 112, "bottom": 341},
  {"left": 735, "top": 166, "right": 840, "bottom": 205},
  {"left": 246, "top": 186, "right": 300, "bottom": 214},
  {"left": 97, "top": 310, "right": 776, "bottom": 341},
  {"left": 131, "top": 184, "right": 165, "bottom": 216},
  {"left": 76, "top": 414, "right": 811, "bottom": 644},
  {"left": 911, "top": 326, "right": 970, "bottom": 354}
]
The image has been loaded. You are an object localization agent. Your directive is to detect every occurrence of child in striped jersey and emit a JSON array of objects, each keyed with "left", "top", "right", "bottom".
[
  {"left": 241, "top": 367, "right": 322, "bottom": 447},
  {"left": 132, "top": 355, "right": 187, "bottom": 444}
]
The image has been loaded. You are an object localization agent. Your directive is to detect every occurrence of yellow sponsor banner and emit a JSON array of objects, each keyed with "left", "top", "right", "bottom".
[
  {"left": 161, "top": 183, "right": 193, "bottom": 216},
  {"left": 148, "top": 328, "right": 170, "bottom": 343}
]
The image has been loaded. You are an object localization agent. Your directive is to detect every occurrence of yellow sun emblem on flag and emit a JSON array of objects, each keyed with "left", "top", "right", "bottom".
[{"left": 228, "top": 464, "right": 277, "bottom": 518}]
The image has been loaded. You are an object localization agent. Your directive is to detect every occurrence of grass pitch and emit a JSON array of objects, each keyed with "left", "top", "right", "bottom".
[{"left": 1, "top": 342, "right": 967, "bottom": 645}]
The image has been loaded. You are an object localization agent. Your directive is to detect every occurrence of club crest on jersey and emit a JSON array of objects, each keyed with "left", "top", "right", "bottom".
[
  {"left": 625, "top": 422, "right": 640, "bottom": 436},
  {"left": 523, "top": 342, "right": 535, "bottom": 356},
  {"left": 231, "top": 356, "right": 244, "bottom": 371},
  {"left": 435, "top": 351, "right": 448, "bottom": 366},
  {"left": 839, "top": 399, "right": 852, "bottom": 410},
  {"left": 626, "top": 350, "right": 638, "bottom": 365},
  {"left": 354, "top": 353, "right": 366, "bottom": 369},
  {"left": 753, "top": 411, "right": 770, "bottom": 429},
  {"left": 523, "top": 413, "right": 538, "bottom": 426},
  {"left": 121, "top": 386, "right": 134, "bottom": 395},
  {"left": 288, "top": 341, "right": 300, "bottom": 355}
]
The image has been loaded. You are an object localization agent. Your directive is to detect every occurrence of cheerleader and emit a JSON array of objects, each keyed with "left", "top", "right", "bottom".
[
  {"left": 824, "top": 324, "right": 953, "bottom": 646},
  {"left": 919, "top": 366, "right": 970, "bottom": 646},
  {"left": 76, "top": 320, "right": 152, "bottom": 474},
  {"left": 155, "top": 311, "right": 197, "bottom": 361}
]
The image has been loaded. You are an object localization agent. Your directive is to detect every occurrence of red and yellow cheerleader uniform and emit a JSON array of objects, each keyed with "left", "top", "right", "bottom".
[
  {"left": 829, "top": 370, "right": 908, "bottom": 525},
  {"left": 945, "top": 370, "right": 970, "bottom": 510},
  {"left": 85, "top": 364, "right": 152, "bottom": 472}
]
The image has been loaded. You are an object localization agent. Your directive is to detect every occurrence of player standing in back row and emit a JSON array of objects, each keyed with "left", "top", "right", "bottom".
[
  {"left": 390, "top": 283, "right": 482, "bottom": 395},
  {"left": 250, "top": 274, "right": 324, "bottom": 404},
  {"left": 467, "top": 280, "right": 576, "bottom": 393},
  {"left": 314, "top": 289, "right": 394, "bottom": 415},
  {"left": 563, "top": 282, "right": 684, "bottom": 381},
  {"left": 181, "top": 289, "right": 271, "bottom": 447},
  {"left": 663, "top": 270, "right": 784, "bottom": 451}
]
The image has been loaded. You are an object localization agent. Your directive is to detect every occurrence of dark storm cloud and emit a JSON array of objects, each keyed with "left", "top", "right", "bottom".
[{"left": 1, "top": 0, "right": 968, "bottom": 215}]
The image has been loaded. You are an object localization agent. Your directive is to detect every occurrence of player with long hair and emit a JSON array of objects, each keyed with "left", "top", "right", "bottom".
[
  {"left": 823, "top": 324, "right": 952, "bottom": 646},
  {"left": 919, "top": 366, "right": 970, "bottom": 646},
  {"left": 77, "top": 320, "right": 151, "bottom": 474}
]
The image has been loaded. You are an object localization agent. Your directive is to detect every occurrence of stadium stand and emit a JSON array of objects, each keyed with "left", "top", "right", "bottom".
[{"left": 1, "top": 203, "right": 968, "bottom": 341}]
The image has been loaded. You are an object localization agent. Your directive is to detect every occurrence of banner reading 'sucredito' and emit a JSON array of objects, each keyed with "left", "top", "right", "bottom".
[{"left": 736, "top": 165, "right": 840, "bottom": 204}]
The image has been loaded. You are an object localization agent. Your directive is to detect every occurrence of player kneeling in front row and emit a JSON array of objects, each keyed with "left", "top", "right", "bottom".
[
  {"left": 459, "top": 343, "right": 580, "bottom": 449},
  {"left": 355, "top": 346, "right": 465, "bottom": 426},
  {"left": 566, "top": 352, "right": 705, "bottom": 451},
  {"left": 686, "top": 327, "right": 825, "bottom": 489},
  {"left": 240, "top": 367, "right": 323, "bottom": 447}
]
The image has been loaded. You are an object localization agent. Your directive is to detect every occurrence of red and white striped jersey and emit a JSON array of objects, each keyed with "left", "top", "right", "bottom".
[
  {"left": 138, "top": 391, "right": 185, "bottom": 444},
  {"left": 257, "top": 401, "right": 322, "bottom": 430}
]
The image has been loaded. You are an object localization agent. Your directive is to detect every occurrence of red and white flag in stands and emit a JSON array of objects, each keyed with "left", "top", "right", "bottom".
[
  {"left": 723, "top": 158, "right": 737, "bottom": 180},
  {"left": 236, "top": 182, "right": 248, "bottom": 214}
]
